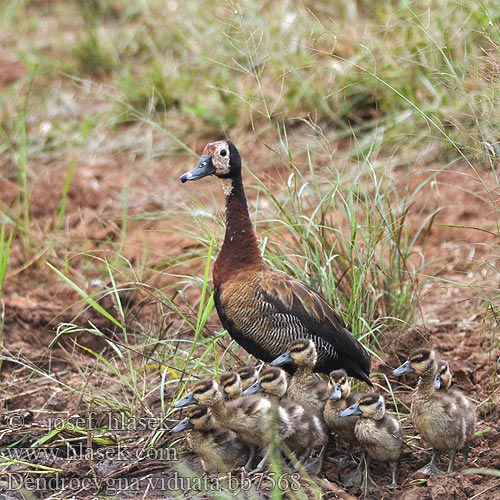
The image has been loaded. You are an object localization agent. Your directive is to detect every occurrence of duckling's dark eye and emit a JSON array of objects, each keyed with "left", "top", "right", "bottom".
[{"left": 220, "top": 149, "right": 227, "bottom": 157}]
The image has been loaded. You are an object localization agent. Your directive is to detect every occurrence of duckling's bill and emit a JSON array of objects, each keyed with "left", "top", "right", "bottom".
[
  {"left": 173, "top": 392, "right": 197, "bottom": 408},
  {"left": 271, "top": 350, "right": 294, "bottom": 367},
  {"left": 329, "top": 384, "right": 342, "bottom": 401},
  {"left": 172, "top": 417, "right": 194, "bottom": 432},
  {"left": 242, "top": 380, "right": 264, "bottom": 396},
  {"left": 392, "top": 360, "right": 414, "bottom": 376},
  {"left": 339, "top": 402, "right": 362, "bottom": 417}
]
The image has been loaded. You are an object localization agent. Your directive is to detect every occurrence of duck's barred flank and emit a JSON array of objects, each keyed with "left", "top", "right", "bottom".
[{"left": 181, "top": 140, "right": 372, "bottom": 386}]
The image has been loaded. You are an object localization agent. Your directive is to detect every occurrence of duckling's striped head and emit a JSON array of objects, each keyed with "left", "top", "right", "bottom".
[
  {"left": 340, "top": 392, "right": 385, "bottom": 421},
  {"left": 180, "top": 140, "right": 241, "bottom": 183},
  {"left": 173, "top": 378, "right": 222, "bottom": 408},
  {"left": 219, "top": 371, "right": 242, "bottom": 400},
  {"left": 237, "top": 366, "right": 257, "bottom": 391},
  {"left": 171, "top": 405, "right": 213, "bottom": 433},
  {"left": 271, "top": 338, "right": 318, "bottom": 368},
  {"left": 393, "top": 348, "right": 437, "bottom": 378},
  {"left": 328, "top": 369, "right": 351, "bottom": 401},
  {"left": 435, "top": 359, "right": 452, "bottom": 390},
  {"left": 244, "top": 366, "right": 288, "bottom": 398}
]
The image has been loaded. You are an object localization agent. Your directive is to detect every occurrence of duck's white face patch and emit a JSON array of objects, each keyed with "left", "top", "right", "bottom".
[{"left": 203, "top": 140, "right": 231, "bottom": 176}]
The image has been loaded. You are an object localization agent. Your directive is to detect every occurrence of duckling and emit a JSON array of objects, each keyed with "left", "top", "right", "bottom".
[
  {"left": 271, "top": 338, "right": 329, "bottom": 414},
  {"left": 435, "top": 359, "right": 476, "bottom": 464},
  {"left": 393, "top": 349, "right": 467, "bottom": 475},
  {"left": 323, "top": 369, "right": 360, "bottom": 464},
  {"left": 173, "top": 378, "right": 294, "bottom": 472},
  {"left": 172, "top": 405, "right": 249, "bottom": 473},
  {"left": 243, "top": 366, "right": 328, "bottom": 473},
  {"left": 340, "top": 392, "right": 403, "bottom": 489},
  {"left": 237, "top": 365, "right": 257, "bottom": 392},
  {"left": 180, "top": 141, "right": 372, "bottom": 385},
  {"left": 219, "top": 371, "right": 242, "bottom": 400}
]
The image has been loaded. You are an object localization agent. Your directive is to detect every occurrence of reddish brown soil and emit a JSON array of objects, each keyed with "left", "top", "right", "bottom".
[{"left": 1, "top": 63, "right": 499, "bottom": 500}]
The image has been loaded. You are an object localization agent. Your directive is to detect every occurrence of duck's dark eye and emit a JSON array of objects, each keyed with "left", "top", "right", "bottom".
[{"left": 220, "top": 149, "right": 227, "bottom": 157}]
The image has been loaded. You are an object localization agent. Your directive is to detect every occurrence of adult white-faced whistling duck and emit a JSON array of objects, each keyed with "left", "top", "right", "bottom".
[
  {"left": 173, "top": 378, "right": 294, "bottom": 472},
  {"left": 171, "top": 404, "right": 249, "bottom": 473},
  {"left": 393, "top": 349, "right": 468, "bottom": 475},
  {"left": 243, "top": 366, "right": 328, "bottom": 474},
  {"left": 180, "top": 141, "right": 372, "bottom": 386},
  {"left": 340, "top": 392, "right": 403, "bottom": 489},
  {"left": 271, "top": 338, "right": 328, "bottom": 413},
  {"left": 219, "top": 371, "right": 242, "bottom": 400},
  {"left": 237, "top": 365, "right": 257, "bottom": 392},
  {"left": 323, "top": 369, "right": 360, "bottom": 464},
  {"left": 435, "top": 359, "right": 476, "bottom": 464}
]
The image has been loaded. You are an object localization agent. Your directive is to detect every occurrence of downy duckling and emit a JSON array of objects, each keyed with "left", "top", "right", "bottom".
[
  {"left": 435, "top": 359, "right": 476, "bottom": 464},
  {"left": 237, "top": 365, "right": 257, "bottom": 392},
  {"left": 340, "top": 392, "right": 403, "bottom": 489},
  {"left": 172, "top": 405, "right": 249, "bottom": 473},
  {"left": 244, "top": 366, "right": 328, "bottom": 474},
  {"left": 324, "top": 369, "right": 360, "bottom": 464},
  {"left": 173, "top": 378, "right": 294, "bottom": 472},
  {"left": 393, "top": 349, "right": 467, "bottom": 475},
  {"left": 271, "top": 338, "right": 328, "bottom": 414},
  {"left": 220, "top": 371, "right": 242, "bottom": 400}
]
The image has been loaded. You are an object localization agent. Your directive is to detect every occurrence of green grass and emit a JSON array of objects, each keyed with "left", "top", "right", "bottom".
[
  {"left": 0, "top": 0, "right": 499, "bottom": 495},
  {"left": 0, "top": 224, "right": 13, "bottom": 371}
]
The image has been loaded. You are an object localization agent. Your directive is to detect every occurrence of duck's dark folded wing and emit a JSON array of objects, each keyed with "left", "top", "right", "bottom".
[{"left": 260, "top": 270, "right": 372, "bottom": 384}]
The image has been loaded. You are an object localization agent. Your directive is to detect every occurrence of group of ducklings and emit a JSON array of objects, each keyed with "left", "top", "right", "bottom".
[{"left": 171, "top": 342, "right": 476, "bottom": 490}]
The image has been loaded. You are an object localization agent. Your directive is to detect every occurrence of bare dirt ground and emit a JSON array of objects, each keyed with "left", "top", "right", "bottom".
[{"left": 1, "top": 53, "right": 499, "bottom": 500}]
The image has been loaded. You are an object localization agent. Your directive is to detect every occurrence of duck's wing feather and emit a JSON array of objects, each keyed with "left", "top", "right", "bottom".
[{"left": 260, "top": 270, "right": 371, "bottom": 383}]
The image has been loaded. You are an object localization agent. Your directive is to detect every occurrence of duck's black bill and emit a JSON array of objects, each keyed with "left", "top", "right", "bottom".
[{"left": 180, "top": 155, "right": 215, "bottom": 182}]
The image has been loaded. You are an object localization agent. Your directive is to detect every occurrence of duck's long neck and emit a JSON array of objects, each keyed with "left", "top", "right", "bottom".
[{"left": 213, "top": 176, "right": 265, "bottom": 285}]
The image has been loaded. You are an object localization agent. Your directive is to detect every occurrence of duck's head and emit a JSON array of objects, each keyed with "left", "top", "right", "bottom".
[
  {"left": 237, "top": 366, "right": 257, "bottom": 391},
  {"left": 328, "top": 369, "right": 350, "bottom": 401},
  {"left": 171, "top": 405, "right": 212, "bottom": 433},
  {"left": 173, "top": 378, "right": 222, "bottom": 409},
  {"left": 340, "top": 392, "right": 385, "bottom": 420},
  {"left": 243, "top": 366, "right": 288, "bottom": 398},
  {"left": 435, "top": 359, "right": 451, "bottom": 390},
  {"left": 271, "top": 338, "right": 318, "bottom": 369},
  {"left": 219, "top": 371, "right": 242, "bottom": 400},
  {"left": 392, "top": 348, "right": 437, "bottom": 378},
  {"left": 180, "top": 140, "right": 241, "bottom": 183}
]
